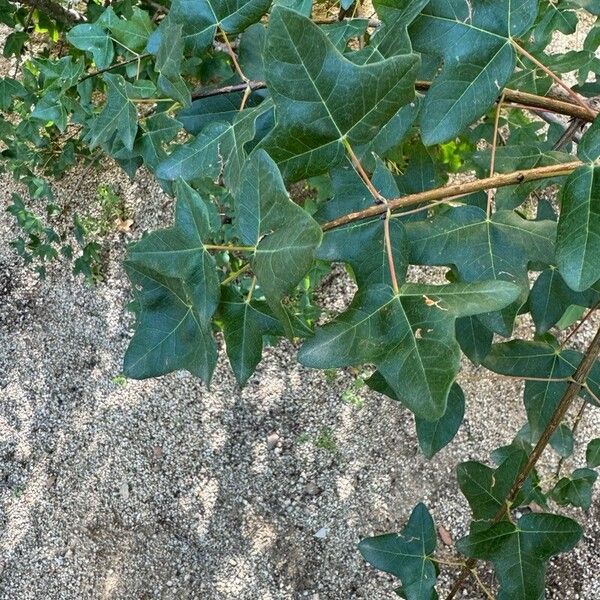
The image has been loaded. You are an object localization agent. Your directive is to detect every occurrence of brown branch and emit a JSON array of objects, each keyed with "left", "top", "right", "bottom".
[
  {"left": 188, "top": 79, "right": 597, "bottom": 124},
  {"left": 191, "top": 80, "right": 266, "bottom": 101},
  {"left": 511, "top": 41, "right": 596, "bottom": 119},
  {"left": 17, "top": 0, "right": 84, "bottom": 24},
  {"left": 322, "top": 160, "right": 583, "bottom": 231},
  {"left": 446, "top": 326, "right": 600, "bottom": 599}
]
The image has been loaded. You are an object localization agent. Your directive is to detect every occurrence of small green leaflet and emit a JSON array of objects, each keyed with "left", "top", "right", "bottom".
[
  {"left": 234, "top": 150, "right": 322, "bottom": 328},
  {"left": 551, "top": 468, "right": 598, "bottom": 510},
  {"left": 405, "top": 205, "right": 557, "bottom": 335},
  {"left": 550, "top": 423, "right": 574, "bottom": 458},
  {"left": 482, "top": 340, "right": 600, "bottom": 439},
  {"left": 299, "top": 280, "right": 520, "bottom": 420},
  {"left": 124, "top": 181, "right": 220, "bottom": 382},
  {"left": 529, "top": 268, "right": 599, "bottom": 334},
  {"left": 556, "top": 165, "right": 600, "bottom": 292},
  {"left": 368, "top": 373, "right": 465, "bottom": 458},
  {"left": 359, "top": 503, "right": 438, "bottom": 600},
  {"left": 587, "top": 438, "right": 600, "bottom": 468},
  {"left": 84, "top": 74, "right": 139, "bottom": 152},
  {"left": 409, "top": 0, "right": 539, "bottom": 145},
  {"left": 109, "top": 7, "right": 154, "bottom": 54},
  {"left": 456, "top": 513, "right": 582, "bottom": 600},
  {"left": 156, "top": 98, "right": 274, "bottom": 191},
  {"left": 220, "top": 287, "right": 283, "bottom": 385},
  {"left": 155, "top": 22, "right": 191, "bottom": 107},
  {"left": 136, "top": 113, "right": 182, "bottom": 171},
  {"left": 261, "top": 6, "right": 419, "bottom": 181},
  {"left": 350, "top": 0, "right": 429, "bottom": 64},
  {"left": 458, "top": 451, "right": 525, "bottom": 520},
  {"left": 316, "top": 218, "right": 409, "bottom": 288},
  {"left": 147, "top": 0, "right": 272, "bottom": 54},
  {"left": 67, "top": 24, "right": 114, "bottom": 69},
  {"left": 0, "top": 77, "right": 26, "bottom": 109},
  {"left": 578, "top": 114, "right": 600, "bottom": 162},
  {"left": 455, "top": 316, "right": 493, "bottom": 365}
]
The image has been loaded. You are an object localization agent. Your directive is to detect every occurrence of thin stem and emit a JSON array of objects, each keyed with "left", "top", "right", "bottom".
[
  {"left": 390, "top": 196, "right": 457, "bottom": 219},
  {"left": 511, "top": 41, "right": 595, "bottom": 119},
  {"left": 471, "top": 568, "right": 496, "bottom": 600},
  {"left": 322, "top": 160, "right": 583, "bottom": 231},
  {"left": 431, "top": 558, "right": 467, "bottom": 568},
  {"left": 245, "top": 276, "right": 257, "bottom": 303},
  {"left": 342, "top": 138, "right": 386, "bottom": 202},
  {"left": 487, "top": 92, "right": 505, "bottom": 217},
  {"left": 583, "top": 382, "right": 600, "bottom": 406},
  {"left": 204, "top": 244, "right": 255, "bottom": 252},
  {"left": 342, "top": 138, "right": 399, "bottom": 293},
  {"left": 188, "top": 80, "right": 597, "bottom": 122},
  {"left": 79, "top": 54, "right": 151, "bottom": 83},
  {"left": 219, "top": 28, "right": 253, "bottom": 110},
  {"left": 446, "top": 326, "right": 600, "bottom": 599},
  {"left": 560, "top": 299, "right": 600, "bottom": 348},
  {"left": 191, "top": 80, "right": 265, "bottom": 101},
  {"left": 221, "top": 264, "right": 251, "bottom": 285},
  {"left": 383, "top": 207, "right": 399, "bottom": 295}
]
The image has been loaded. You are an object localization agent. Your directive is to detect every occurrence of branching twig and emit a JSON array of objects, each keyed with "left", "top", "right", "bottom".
[
  {"left": 322, "top": 160, "right": 583, "bottom": 231},
  {"left": 446, "top": 326, "right": 600, "bottom": 599},
  {"left": 342, "top": 138, "right": 399, "bottom": 294},
  {"left": 79, "top": 54, "right": 152, "bottom": 83},
  {"left": 511, "top": 41, "right": 596, "bottom": 119},
  {"left": 487, "top": 92, "right": 505, "bottom": 216}
]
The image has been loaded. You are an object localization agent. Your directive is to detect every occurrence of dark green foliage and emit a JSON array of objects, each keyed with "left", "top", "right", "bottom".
[{"left": 2, "top": 1, "right": 600, "bottom": 597}]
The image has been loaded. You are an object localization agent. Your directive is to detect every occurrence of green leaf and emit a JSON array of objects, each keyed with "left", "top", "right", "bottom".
[
  {"left": 0, "top": 77, "right": 26, "bottom": 110},
  {"left": 457, "top": 449, "right": 539, "bottom": 520},
  {"left": 316, "top": 218, "right": 409, "bottom": 288},
  {"left": 550, "top": 423, "right": 574, "bottom": 458},
  {"left": 299, "top": 280, "right": 520, "bottom": 420},
  {"left": 156, "top": 99, "right": 274, "bottom": 190},
  {"left": 482, "top": 340, "right": 600, "bottom": 438},
  {"left": 416, "top": 382, "right": 465, "bottom": 458},
  {"left": 557, "top": 165, "right": 600, "bottom": 292},
  {"left": 31, "top": 90, "right": 68, "bottom": 131},
  {"left": 578, "top": 115, "right": 600, "bottom": 163},
  {"left": 321, "top": 19, "right": 369, "bottom": 52},
  {"left": 367, "top": 374, "right": 465, "bottom": 458},
  {"left": 529, "top": 268, "right": 599, "bottom": 334},
  {"left": 177, "top": 93, "right": 265, "bottom": 135},
  {"left": 234, "top": 150, "right": 322, "bottom": 320},
  {"left": 155, "top": 21, "right": 191, "bottom": 107},
  {"left": 551, "top": 467, "right": 598, "bottom": 509},
  {"left": 409, "top": 0, "right": 539, "bottom": 144},
  {"left": 456, "top": 513, "right": 582, "bottom": 600},
  {"left": 274, "top": 0, "right": 312, "bottom": 16},
  {"left": 84, "top": 74, "right": 139, "bottom": 152},
  {"left": 586, "top": 438, "right": 600, "bottom": 468},
  {"left": 147, "top": 0, "right": 272, "bottom": 54},
  {"left": 351, "top": 0, "right": 429, "bottom": 64},
  {"left": 261, "top": 6, "right": 419, "bottom": 181},
  {"left": 455, "top": 316, "right": 493, "bottom": 365},
  {"left": 220, "top": 286, "right": 283, "bottom": 385},
  {"left": 67, "top": 24, "right": 114, "bottom": 69},
  {"left": 359, "top": 503, "right": 438, "bottom": 600},
  {"left": 109, "top": 7, "right": 154, "bottom": 54},
  {"left": 124, "top": 180, "right": 220, "bottom": 382},
  {"left": 406, "top": 206, "right": 556, "bottom": 335},
  {"left": 136, "top": 113, "right": 182, "bottom": 170}
]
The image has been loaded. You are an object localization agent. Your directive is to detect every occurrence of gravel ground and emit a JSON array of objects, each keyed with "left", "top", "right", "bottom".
[{"left": 1, "top": 12, "right": 600, "bottom": 600}]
